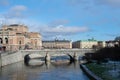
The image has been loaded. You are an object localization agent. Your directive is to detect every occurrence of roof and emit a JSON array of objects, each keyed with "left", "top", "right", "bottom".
[
  {"left": 74, "top": 39, "right": 97, "bottom": 42},
  {"left": 42, "top": 40, "right": 71, "bottom": 43},
  {"left": 8, "top": 24, "right": 28, "bottom": 28},
  {"left": 9, "top": 24, "right": 19, "bottom": 26}
]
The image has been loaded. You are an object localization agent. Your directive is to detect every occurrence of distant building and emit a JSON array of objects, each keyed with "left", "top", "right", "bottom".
[
  {"left": 106, "top": 40, "right": 119, "bottom": 47},
  {"left": 98, "top": 41, "right": 106, "bottom": 48},
  {"left": 72, "top": 39, "right": 98, "bottom": 49},
  {"left": 0, "top": 24, "right": 42, "bottom": 51},
  {"left": 42, "top": 40, "right": 72, "bottom": 49}
]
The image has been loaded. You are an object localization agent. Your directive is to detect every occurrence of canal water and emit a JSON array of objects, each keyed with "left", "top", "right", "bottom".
[{"left": 0, "top": 61, "right": 89, "bottom": 80}]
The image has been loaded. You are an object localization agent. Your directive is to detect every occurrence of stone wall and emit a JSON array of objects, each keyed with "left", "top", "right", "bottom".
[{"left": 0, "top": 51, "right": 23, "bottom": 67}]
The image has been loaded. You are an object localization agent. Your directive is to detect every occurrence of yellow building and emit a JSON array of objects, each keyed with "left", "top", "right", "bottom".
[
  {"left": 42, "top": 40, "right": 72, "bottom": 49},
  {"left": 72, "top": 39, "right": 98, "bottom": 49},
  {"left": 0, "top": 24, "right": 42, "bottom": 51},
  {"left": 98, "top": 41, "right": 106, "bottom": 48}
]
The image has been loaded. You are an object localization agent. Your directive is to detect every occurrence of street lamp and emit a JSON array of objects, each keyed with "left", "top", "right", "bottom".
[
  {"left": 6, "top": 31, "right": 11, "bottom": 52},
  {"left": 34, "top": 39, "right": 37, "bottom": 49},
  {"left": 19, "top": 40, "right": 21, "bottom": 50}
]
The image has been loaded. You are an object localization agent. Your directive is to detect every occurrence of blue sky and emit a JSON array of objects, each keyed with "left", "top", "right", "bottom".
[{"left": 0, "top": 0, "right": 120, "bottom": 41}]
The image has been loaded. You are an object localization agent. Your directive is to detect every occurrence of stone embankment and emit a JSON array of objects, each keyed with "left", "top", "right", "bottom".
[
  {"left": 0, "top": 51, "right": 23, "bottom": 67},
  {"left": 80, "top": 64, "right": 102, "bottom": 80}
]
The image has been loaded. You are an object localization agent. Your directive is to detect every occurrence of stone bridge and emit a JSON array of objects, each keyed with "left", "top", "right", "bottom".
[
  {"left": 21, "top": 49, "right": 94, "bottom": 61},
  {"left": 0, "top": 49, "right": 95, "bottom": 67}
]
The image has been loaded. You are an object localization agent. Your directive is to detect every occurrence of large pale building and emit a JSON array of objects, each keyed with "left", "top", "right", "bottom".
[
  {"left": 0, "top": 24, "right": 42, "bottom": 51},
  {"left": 72, "top": 39, "right": 98, "bottom": 49},
  {"left": 42, "top": 40, "right": 72, "bottom": 49}
]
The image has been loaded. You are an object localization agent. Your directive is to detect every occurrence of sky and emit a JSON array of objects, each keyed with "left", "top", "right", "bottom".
[{"left": 0, "top": 0, "right": 120, "bottom": 41}]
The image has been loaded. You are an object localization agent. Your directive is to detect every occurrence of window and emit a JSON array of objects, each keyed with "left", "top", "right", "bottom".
[
  {"left": 19, "top": 41, "right": 21, "bottom": 44},
  {"left": 0, "top": 38, "right": 3, "bottom": 44},
  {"left": 5, "top": 37, "right": 8, "bottom": 44}
]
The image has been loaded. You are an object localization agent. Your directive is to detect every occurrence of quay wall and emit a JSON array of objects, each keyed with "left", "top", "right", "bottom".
[
  {"left": 80, "top": 64, "right": 102, "bottom": 80},
  {"left": 0, "top": 51, "right": 23, "bottom": 67}
]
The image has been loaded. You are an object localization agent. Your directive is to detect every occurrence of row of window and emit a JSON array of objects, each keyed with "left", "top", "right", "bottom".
[
  {"left": 0, "top": 38, "right": 8, "bottom": 44},
  {"left": 0, "top": 38, "right": 22, "bottom": 44}
]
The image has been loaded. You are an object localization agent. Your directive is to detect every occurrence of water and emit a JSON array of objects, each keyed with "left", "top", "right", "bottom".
[{"left": 0, "top": 61, "right": 89, "bottom": 80}]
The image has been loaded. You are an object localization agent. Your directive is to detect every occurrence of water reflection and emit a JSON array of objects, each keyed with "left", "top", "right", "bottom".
[{"left": 0, "top": 61, "right": 89, "bottom": 80}]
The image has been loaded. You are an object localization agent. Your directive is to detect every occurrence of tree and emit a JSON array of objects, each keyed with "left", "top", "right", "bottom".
[{"left": 115, "top": 36, "right": 120, "bottom": 41}]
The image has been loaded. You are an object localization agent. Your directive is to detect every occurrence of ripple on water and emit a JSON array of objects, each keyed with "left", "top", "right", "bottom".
[{"left": 0, "top": 61, "right": 89, "bottom": 80}]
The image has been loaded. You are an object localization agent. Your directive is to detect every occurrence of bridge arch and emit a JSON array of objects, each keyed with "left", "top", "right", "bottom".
[
  {"left": 50, "top": 53, "right": 74, "bottom": 62},
  {"left": 24, "top": 53, "right": 45, "bottom": 66}
]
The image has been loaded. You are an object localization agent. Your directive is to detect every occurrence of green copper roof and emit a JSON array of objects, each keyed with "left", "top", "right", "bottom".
[{"left": 76, "top": 39, "right": 97, "bottom": 42}]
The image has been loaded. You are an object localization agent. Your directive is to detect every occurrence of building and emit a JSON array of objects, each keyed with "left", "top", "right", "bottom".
[
  {"left": 72, "top": 39, "right": 98, "bottom": 49},
  {"left": 98, "top": 41, "right": 106, "bottom": 48},
  {"left": 0, "top": 24, "right": 42, "bottom": 51},
  {"left": 42, "top": 40, "right": 72, "bottom": 49},
  {"left": 106, "top": 40, "right": 119, "bottom": 47}
]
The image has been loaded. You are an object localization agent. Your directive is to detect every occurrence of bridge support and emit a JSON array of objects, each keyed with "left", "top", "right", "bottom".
[
  {"left": 24, "top": 54, "right": 30, "bottom": 65},
  {"left": 0, "top": 54, "right": 1, "bottom": 67},
  {"left": 45, "top": 53, "right": 50, "bottom": 62},
  {"left": 73, "top": 52, "right": 79, "bottom": 61}
]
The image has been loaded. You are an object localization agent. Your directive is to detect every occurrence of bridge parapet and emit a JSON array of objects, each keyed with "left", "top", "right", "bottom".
[
  {"left": 0, "top": 49, "right": 94, "bottom": 67},
  {"left": 21, "top": 49, "right": 94, "bottom": 59}
]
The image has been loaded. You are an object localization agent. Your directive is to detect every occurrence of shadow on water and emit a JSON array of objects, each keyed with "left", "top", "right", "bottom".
[
  {"left": 24, "top": 54, "right": 75, "bottom": 67},
  {"left": 0, "top": 60, "right": 90, "bottom": 80},
  {"left": 50, "top": 56, "right": 71, "bottom": 65},
  {"left": 24, "top": 54, "right": 45, "bottom": 67}
]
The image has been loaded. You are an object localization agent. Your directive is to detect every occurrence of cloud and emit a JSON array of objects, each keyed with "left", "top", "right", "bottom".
[
  {"left": 0, "top": 16, "right": 90, "bottom": 40},
  {"left": 11, "top": 5, "right": 27, "bottom": 11},
  {"left": 43, "top": 25, "right": 89, "bottom": 33},
  {"left": 48, "top": 20, "right": 69, "bottom": 26},
  {"left": 94, "top": 0, "right": 120, "bottom": 7},
  {"left": 104, "top": 0, "right": 120, "bottom": 5},
  {"left": 0, "top": 0, "right": 9, "bottom": 6},
  {"left": 67, "top": 0, "right": 89, "bottom": 6},
  {"left": 3, "top": 5, "right": 27, "bottom": 19},
  {"left": 67, "top": 0, "right": 120, "bottom": 7},
  {"left": 38, "top": 25, "right": 89, "bottom": 40},
  {"left": 105, "top": 33, "right": 120, "bottom": 37}
]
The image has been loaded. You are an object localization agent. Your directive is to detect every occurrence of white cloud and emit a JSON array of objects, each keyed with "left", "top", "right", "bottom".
[
  {"left": 3, "top": 5, "right": 27, "bottom": 19},
  {"left": 94, "top": 0, "right": 120, "bottom": 7},
  {"left": 0, "top": 16, "right": 90, "bottom": 40},
  {"left": 0, "top": 0, "right": 9, "bottom": 6},
  {"left": 107, "top": 0, "right": 120, "bottom": 6},
  {"left": 10, "top": 5, "right": 27, "bottom": 12},
  {"left": 38, "top": 25, "right": 89, "bottom": 40},
  {"left": 103, "top": 0, "right": 120, "bottom": 4},
  {"left": 67, "top": 0, "right": 120, "bottom": 7},
  {"left": 43, "top": 25, "right": 89, "bottom": 33},
  {"left": 49, "top": 20, "right": 69, "bottom": 26}
]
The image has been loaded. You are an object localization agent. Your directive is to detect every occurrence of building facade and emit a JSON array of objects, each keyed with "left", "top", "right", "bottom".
[
  {"left": 0, "top": 24, "right": 42, "bottom": 51},
  {"left": 42, "top": 40, "right": 72, "bottom": 49},
  {"left": 98, "top": 41, "right": 106, "bottom": 48},
  {"left": 72, "top": 39, "right": 98, "bottom": 49}
]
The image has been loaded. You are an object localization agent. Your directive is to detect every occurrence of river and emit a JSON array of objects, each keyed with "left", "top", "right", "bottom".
[{"left": 0, "top": 60, "right": 89, "bottom": 80}]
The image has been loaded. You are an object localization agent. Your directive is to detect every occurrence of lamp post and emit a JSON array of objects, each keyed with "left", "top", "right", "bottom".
[
  {"left": 35, "top": 39, "right": 37, "bottom": 49},
  {"left": 7, "top": 31, "right": 11, "bottom": 52},
  {"left": 19, "top": 41, "right": 21, "bottom": 50},
  {"left": 7, "top": 34, "right": 9, "bottom": 52}
]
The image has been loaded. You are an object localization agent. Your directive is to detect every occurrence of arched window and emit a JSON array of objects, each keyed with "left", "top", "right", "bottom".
[
  {"left": 19, "top": 41, "right": 22, "bottom": 50},
  {"left": 19, "top": 41, "right": 21, "bottom": 44},
  {"left": 0, "top": 38, "right": 3, "bottom": 44},
  {"left": 5, "top": 37, "right": 8, "bottom": 44}
]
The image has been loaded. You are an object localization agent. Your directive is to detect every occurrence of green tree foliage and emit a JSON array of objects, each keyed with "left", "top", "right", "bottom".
[
  {"left": 85, "top": 47, "right": 120, "bottom": 63},
  {"left": 115, "top": 36, "right": 120, "bottom": 41}
]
